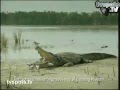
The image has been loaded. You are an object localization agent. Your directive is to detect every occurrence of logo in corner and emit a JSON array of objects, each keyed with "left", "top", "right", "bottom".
[{"left": 95, "top": 0, "right": 120, "bottom": 16}]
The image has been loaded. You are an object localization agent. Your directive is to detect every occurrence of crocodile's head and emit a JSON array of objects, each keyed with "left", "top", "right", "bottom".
[{"left": 35, "top": 46, "right": 58, "bottom": 65}]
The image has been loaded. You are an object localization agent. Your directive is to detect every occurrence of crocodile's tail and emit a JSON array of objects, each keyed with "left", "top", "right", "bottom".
[{"left": 82, "top": 53, "right": 117, "bottom": 61}]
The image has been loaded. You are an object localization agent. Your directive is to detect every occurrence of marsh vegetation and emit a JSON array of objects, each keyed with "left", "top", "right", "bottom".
[{"left": 1, "top": 33, "right": 8, "bottom": 53}]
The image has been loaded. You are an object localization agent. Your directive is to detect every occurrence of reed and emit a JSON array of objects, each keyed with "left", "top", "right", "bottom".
[
  {"left": 87, "top": 67, "right": 89, "bottom": 75},
  {"left": 1, "top": 33, "right": 8, "bottom": 49},
  {"left": 112, "top": 65, "right": 115, "bottom": 77},
  {"left": 13, "top": 30, "right": 22, "bottom": 47}
]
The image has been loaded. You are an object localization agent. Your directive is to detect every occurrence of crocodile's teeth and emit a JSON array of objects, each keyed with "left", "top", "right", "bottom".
[{"left": 42, "top": 57, "right": 47, "bottom": 63}]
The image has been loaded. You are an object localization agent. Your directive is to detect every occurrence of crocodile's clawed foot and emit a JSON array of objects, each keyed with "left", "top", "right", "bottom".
[
  {"left": 88, "top": 60, "right": 93, "bottom": 63},
  {"left": 82, "top": 58, "right": 93, "bottom": 63},
  {"left": 48, "top": 63, "right": 54, "bottom": 67},
  {"left": 63, "top": 62, "right": 73, "bottom": 67}
]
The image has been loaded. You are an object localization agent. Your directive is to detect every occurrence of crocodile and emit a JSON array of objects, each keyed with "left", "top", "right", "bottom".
[{"left": 27, "top": 45, "right": 117, "bottom": 69}]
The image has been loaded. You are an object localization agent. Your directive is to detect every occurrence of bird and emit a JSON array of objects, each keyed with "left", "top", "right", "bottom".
[
  {"left": 26, "top": 39, "right": 29, "bottom": 42},
  {"left": 101, "top": 45, "right": 108, "bottom": 48},
  {"left": 33, "top": 41, "right": 40, "bottom": 46}
]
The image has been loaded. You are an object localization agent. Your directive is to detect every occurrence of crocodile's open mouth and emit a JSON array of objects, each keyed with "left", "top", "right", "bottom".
[
  {"left": 40, "top": 57, "right": 47, "bottom": 63},
  {"left": 40, "top": 57, "right": 54, "bottom": 66}
]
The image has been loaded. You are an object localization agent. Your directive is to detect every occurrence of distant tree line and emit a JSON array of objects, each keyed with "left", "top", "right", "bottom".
[{"left": 1, "top": 11, "right": 118, "bottom": 25}]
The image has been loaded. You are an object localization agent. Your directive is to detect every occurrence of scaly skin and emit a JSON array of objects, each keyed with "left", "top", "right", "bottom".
[{"left": 28, "top": 46, "right": 117, "bottom": 69}]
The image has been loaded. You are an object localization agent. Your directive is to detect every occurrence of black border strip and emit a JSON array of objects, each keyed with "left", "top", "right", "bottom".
[{"left": 118, "top": 0, "right": 120, "bottom": 90}]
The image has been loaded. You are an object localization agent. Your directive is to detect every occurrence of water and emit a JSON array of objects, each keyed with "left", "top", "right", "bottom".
[{"left": 1, "top": 25, "right": 118, "bottom": 61}]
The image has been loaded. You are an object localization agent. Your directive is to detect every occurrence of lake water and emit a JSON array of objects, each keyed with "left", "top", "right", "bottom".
[{"left": 1, "top": 25, "right": 118, "bottom": 61}]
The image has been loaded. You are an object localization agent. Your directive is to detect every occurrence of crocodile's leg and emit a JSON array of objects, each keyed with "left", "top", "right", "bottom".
[
  {"left": 48, "top": 63, "right": 54, "bottom": 66},
  {"left": 80, "top": 56, "right": 93, "bottom": 63},
  {"left": 83, "top": 59, "right": 93, "bottom": 63},
  {"left": 63, "top": 62, "right": 74, "bottom": 67}
]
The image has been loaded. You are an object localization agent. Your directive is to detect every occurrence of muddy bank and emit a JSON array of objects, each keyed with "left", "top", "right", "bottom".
[{"left": 1, "top": 58, "right": 118, "bottom": 89}]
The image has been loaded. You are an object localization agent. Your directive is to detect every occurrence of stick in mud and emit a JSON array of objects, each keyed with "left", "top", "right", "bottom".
[
  {"left": 113, "top": 65, "right": 115, "bottom": 77},
  {"left": 6, "top": 69, "right": 12, "bottom": 88},
  {"left": 97, "top": 64, "right": 99, "bottom": 74},
  {"left": 87, "top": 67, "right": 89, "bottom": 75}
]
